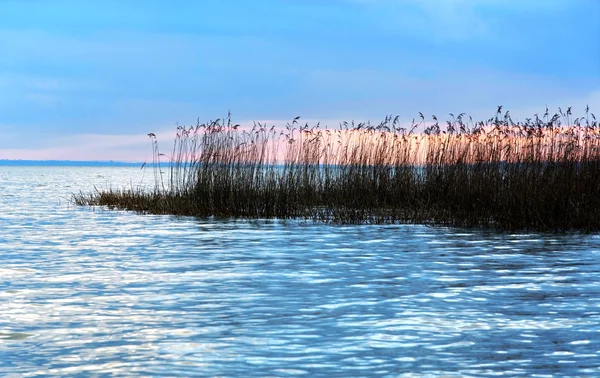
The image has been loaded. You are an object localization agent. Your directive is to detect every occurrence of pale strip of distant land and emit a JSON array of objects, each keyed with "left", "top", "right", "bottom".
[{"left": 0, "top": 160, "right": 148, "bottom": 167}]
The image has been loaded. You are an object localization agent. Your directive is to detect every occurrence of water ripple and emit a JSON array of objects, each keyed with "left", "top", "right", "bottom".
[{"left": 0, "top": 167, "right": 599, "bottom": 376}]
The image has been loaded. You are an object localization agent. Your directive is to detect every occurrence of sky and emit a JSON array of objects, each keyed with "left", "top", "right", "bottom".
[{"left": 0, "top": 0, "right": 599, "bottom": 162}]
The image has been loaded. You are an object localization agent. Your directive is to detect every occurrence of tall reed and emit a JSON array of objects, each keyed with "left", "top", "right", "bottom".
[{"left": 74, "top": 107, "right": 600, "bottom": 231}]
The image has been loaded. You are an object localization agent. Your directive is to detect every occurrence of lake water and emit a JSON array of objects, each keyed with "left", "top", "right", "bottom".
[{"left": 1, "top": 166, "right": 599, "bottom": 377}]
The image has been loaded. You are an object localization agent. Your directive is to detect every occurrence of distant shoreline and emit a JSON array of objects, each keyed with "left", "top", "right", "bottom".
[{"left": 0, "top": 160, "right": 145, "bottom": 167}]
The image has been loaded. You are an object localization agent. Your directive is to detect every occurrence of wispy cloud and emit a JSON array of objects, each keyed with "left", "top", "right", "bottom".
[{"left": 0, "top": 0, "right": 598, "bottom": 161}]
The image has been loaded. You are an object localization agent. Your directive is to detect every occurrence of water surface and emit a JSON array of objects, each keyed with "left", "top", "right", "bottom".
[{"left": 1, "top": 166, "right": 599, "bottom": 376}]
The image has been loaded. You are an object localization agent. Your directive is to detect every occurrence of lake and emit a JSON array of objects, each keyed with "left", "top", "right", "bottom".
[{"left": 1, "top": 166, "right": 599, "bottom": 377}]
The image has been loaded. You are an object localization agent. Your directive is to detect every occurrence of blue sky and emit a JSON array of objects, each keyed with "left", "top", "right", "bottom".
[{"left": 1, "top": 0, "right": 599, "bottom": 161}]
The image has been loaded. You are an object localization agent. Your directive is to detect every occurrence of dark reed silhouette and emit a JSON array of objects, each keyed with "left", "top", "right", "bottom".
[{"left": 74, "top": 107, "right": 600, "bottom": 231}]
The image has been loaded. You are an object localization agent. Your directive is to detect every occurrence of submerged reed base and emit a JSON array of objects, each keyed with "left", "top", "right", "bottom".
[{"left": 75, "top": 107, "right": 600, "bottom": 231}]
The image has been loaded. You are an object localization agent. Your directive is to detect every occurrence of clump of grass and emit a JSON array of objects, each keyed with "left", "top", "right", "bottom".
[{"left": 74, "top": 106, "right": 600, "bottom": 231}]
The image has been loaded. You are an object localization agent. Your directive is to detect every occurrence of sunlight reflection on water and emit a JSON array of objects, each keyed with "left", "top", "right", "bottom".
[{"left": 0, "top": 166, "right": 599, "bottom": 377}]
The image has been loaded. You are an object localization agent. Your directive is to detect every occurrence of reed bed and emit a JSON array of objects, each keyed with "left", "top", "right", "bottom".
[{"left": 74, "top": 107, "right": 600, "bottom": 231}]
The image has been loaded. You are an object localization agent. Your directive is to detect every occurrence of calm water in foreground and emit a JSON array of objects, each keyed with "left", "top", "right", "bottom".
[{"left": 1, "top": 166, "right": 599, "bottom": 377}]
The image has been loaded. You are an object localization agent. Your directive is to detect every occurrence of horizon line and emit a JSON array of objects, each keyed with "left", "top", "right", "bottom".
[{"left": 0, "top": 159, "right": 147, "bottom": 166}]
